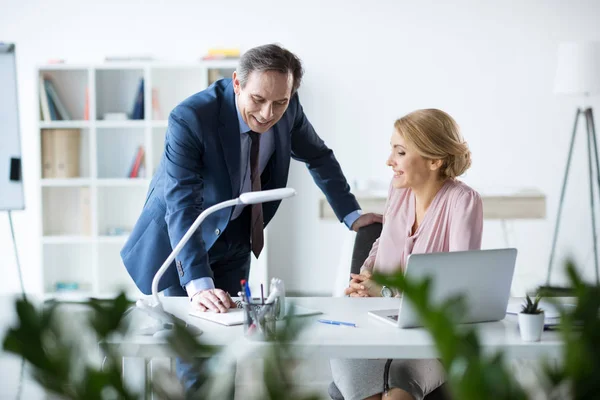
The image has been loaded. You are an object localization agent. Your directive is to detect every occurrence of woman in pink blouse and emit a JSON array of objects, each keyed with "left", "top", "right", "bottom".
[{"left": 331, "top": 109, "right": 483, "bottom": 400}]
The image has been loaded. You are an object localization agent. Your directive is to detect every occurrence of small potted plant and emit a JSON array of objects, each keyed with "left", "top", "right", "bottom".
[{"left": 518, "top": 294, "right": 545, "bottom": 341}]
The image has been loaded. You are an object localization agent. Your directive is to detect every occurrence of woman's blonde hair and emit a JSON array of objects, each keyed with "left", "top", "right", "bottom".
[{"left": 394, "top": 109, "right": 471, "bottom": 179}]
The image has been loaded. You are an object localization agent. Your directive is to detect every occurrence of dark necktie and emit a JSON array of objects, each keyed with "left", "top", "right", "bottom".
[{"left": 249, "top": 131, "right": 264, "bottom": 258}]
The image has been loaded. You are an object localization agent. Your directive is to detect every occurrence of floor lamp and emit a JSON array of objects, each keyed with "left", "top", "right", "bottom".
[{"left": 543, "top": 41, "right": 600, "bottom": 294}]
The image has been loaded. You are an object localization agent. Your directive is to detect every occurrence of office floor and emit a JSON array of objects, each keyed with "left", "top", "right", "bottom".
[
  {"left": 0, "top": 355, "right": 549, "bottom": 400},
  {"left": 0, "top": 355, "right": 333, "bottom": 399}
]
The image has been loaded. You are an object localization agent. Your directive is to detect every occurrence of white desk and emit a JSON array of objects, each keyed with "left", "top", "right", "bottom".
[{"left": 104, "top": 297, "right": 563, "bottom": 361}]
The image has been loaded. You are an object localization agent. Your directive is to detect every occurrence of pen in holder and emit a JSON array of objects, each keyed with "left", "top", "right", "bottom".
[{"left": 242, "top": 300, "right": 277, "bottom": 341}]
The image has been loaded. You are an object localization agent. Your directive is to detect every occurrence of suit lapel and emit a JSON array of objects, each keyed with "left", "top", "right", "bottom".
[{"left": 218, "top": 81, "right": 241, "bottom": 197}]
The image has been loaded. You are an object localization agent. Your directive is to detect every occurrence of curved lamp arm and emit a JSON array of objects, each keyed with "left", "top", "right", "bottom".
[
  {"left": 150, "top": 187, "right": 297, "bottom": 309},
  {"left": 151, "top": 199, "right": 239, "bottom": 308}
]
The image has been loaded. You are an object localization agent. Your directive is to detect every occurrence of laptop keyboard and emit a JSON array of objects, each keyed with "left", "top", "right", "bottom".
[{"left": 387, "top": 314, "right": 399, "bottom": 321}]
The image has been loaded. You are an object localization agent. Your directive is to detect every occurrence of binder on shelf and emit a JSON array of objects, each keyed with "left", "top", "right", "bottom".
[
  {"left": 41, "top": 129, "right": 81, "bottom": 178},
  {"left": 41, "top": 130, "right": 55, "bottom": 178},
  {"left": 54, "top": 130, "right": 80, "bottom": 178}
]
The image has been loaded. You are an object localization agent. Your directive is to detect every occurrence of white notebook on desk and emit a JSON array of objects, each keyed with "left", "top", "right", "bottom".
[{"left": 188, "top": 303, "right": 322, "bottom": 326}]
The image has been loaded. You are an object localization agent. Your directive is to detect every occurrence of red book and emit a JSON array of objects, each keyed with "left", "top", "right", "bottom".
[{"left": 129, "top": 146, "right": 145, "bottom": 178}]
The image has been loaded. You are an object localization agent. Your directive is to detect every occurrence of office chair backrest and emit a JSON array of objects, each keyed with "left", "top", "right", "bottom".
[
  {"left": 350, "top": 223, "right": 383, "bottom": 275},
  {"left": 330, "top": 221, "right": 451, "bottom": 400}
]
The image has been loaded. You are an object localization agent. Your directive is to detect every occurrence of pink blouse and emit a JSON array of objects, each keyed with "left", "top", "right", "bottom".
[{"left": 362, "top": 179, "right": 483, "bottom": 274}]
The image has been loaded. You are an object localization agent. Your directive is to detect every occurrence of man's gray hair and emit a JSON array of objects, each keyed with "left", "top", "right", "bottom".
[{"left": 237, "top": 44, "right": 304, "bottom": 94}]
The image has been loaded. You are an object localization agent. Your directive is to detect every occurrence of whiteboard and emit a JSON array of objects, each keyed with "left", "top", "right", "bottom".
[{"left": 0, "top": 43, "right": 24, "bottom": 210}]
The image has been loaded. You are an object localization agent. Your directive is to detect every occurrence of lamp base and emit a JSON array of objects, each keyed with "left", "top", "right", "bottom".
[
  {"left": 133, "top": 299, "right": 203, "bottom": 337},
  {"left": 135, "top": 321, "right": 176, "bottom": 338}
]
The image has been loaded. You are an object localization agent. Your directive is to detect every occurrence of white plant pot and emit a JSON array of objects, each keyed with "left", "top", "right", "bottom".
[{"left": 518, "top": 312, "right": 545, "bottom": 342}]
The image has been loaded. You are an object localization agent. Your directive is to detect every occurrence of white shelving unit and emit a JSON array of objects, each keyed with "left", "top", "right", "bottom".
[{"left": 38, "top": 60, "right": 240, "bottom": 299}]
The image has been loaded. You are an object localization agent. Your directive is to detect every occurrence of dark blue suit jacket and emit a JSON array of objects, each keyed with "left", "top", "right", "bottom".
[{"left": 121, "top": 79, "right": 359, "bottom": 294}]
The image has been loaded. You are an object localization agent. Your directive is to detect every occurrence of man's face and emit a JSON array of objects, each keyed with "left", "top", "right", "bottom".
[{"left": 233, "top": 70, "right": 293, "bottom": 133}]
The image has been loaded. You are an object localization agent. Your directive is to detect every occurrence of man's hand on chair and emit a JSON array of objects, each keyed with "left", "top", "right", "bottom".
[
  {"left": 190, "top": 289, "right": 236, "bottom": 313},
  {"left": 350, "top": 213, "right": 383, "bottom": 232}
]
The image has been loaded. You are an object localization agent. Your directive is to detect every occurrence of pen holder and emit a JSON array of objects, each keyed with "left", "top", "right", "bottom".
[{"left": 242, "top": 300, "right": 277, "bottom": 341}]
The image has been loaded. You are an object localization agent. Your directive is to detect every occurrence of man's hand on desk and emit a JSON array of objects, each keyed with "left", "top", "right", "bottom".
[
  {"left": 190, "top": 289, "right": 236, "bottom": 313},
  {"left": 350, "top": 213, "right": 383, "bottom": 232},
  {"left": 344, "top": 270, "right": 381, "bottom": 297}
]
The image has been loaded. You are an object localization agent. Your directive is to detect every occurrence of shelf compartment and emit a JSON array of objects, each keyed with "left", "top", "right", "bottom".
[
  {"left": 96, "top": 127, "right": 145, "bottom": 179},
  {"left": 41, "top": 128, "right": 90, "bottom": 178},
  {"left": 43, "top": 243, "right": 94, "bottom": 294},
  {"left": 97, "top": 186, "right": 147, "bottom": 237},
  {"left": 39, "top": 69, "right": 89, "bottom": 121},
  {"left": 150, "top": 67, "right": 205, "bottom": 120},
  {"left": 95, "top": 68, "right": 144, "bottom": 121},
  {"left": 42, "top": 186, "right": 92, "bottom": 236}
]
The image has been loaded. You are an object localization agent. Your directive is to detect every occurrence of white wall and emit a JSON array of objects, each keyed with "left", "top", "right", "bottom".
[{"left": 1, "top": 0, "right": 600, "bottom": 296}]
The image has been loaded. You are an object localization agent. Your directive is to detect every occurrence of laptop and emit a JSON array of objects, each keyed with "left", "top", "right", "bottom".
[{"left": 368, "top": 248, "right": 517, "bottom": 328}]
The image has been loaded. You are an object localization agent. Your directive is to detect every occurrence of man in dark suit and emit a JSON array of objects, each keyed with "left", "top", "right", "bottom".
[{"left": 121, "top": 43, "right": 381, "bottom": 389}]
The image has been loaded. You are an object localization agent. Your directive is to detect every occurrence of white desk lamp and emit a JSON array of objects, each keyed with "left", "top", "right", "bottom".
[
  {"left": 545, "top": 41, "right": 600, "bottom": 290},
  {"left": 135, "top": 188, "right": 297, "bottom": 336}
]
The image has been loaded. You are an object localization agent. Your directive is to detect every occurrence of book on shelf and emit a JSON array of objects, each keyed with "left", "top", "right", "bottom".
[
  {"left": 46, "top": 89, "right": 59, "bottom": 120},
  {"left": 44, "top": 79, "right": 71, "bottom": 120},
  {"left": 128, "top": 146, "right": 145, "bottom": 178},
  {"left": 39, "top": 74, "right": 72, "bottom": 121},
  {"left": 201, "top": 47, "right": 240, "bottom": 60},
  {"left": 130, "top": 78, "right": 144, "bottom": 120},
  {"left": 39, "top": 74, "right": 51, "bottom": 122},
  {"left": 41, "top": 129, "right": 81, "bottom": 178}
]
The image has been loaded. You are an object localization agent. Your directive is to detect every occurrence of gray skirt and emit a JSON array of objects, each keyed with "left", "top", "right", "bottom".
[{"left": 330, "top": 358, "right": 445, "bottom": 400}]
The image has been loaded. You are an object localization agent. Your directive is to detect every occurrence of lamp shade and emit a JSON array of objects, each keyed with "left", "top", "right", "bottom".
[
  {"left": 554, "top": 41, "right": 600, "bottom": 95},
  {"left": 239, "top": 188, "right": 296, "bottom": 204}
]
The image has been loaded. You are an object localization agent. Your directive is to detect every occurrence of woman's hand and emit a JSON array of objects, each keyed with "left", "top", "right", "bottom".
[{"left": 344, "top": 270, "right": 381, "bottom": 297}]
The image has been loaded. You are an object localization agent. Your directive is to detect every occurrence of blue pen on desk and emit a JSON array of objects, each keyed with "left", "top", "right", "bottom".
[{"left": 318, "top": 319, "right": 357, "bottom": 327}]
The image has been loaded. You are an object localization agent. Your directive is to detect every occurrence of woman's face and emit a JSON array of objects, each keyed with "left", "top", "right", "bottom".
[{"left": 386, "top": 130, "right": 436, "bottom": 189}]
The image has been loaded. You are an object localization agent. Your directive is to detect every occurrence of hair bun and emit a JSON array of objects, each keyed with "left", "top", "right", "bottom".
[{"left": 444, "top": 143, "right": 471, "bottom": 178}]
